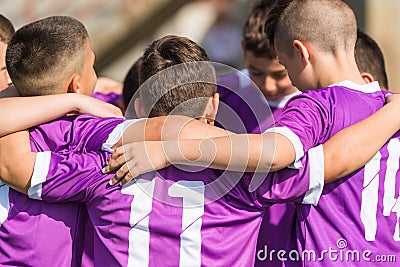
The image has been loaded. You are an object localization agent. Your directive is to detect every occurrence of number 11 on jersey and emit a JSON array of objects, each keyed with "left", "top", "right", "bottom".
[{"left": 122, "top": 179, "right": 205, "bottom": 267}]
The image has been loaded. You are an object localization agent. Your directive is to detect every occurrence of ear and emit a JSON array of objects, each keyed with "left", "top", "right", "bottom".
[
  {"left": 134, "top": 98, "right": 147, "bottom": 118},
  {"left": 360, "top": 72, "right": 375, "bottom": 84},
  {"left": 293, "top": 40, "right": 311, "bottom": 65},
  {"left": 204, "top": 93, "right": 219, "bottom": 125},
  {"left": 67, "top": 74, "right": 81, "bottom": 94}
]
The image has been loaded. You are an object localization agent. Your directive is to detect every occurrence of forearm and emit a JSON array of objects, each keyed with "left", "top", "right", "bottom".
[
  {"left": 323, "top": 101, "right": 400, "bottom": 182},
  {"left": 0, "top": 94, "right": 84, "bottom": 137},
  {"left": 164, "top": 133, "right": 295, "bottom": 172},
  {"left": 0, "top": 131, "right": 35, "bottom": 193},
  {"left": 116, "top": 116, "right": 231, "bottom": 147}
]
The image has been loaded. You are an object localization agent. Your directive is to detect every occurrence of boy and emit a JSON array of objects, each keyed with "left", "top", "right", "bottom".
[
  {"left": 215, "top": 2, "right": 300, "bottom": 265},
  {"left": 0, "top": 15, "right": 120, "bottom": 266}
]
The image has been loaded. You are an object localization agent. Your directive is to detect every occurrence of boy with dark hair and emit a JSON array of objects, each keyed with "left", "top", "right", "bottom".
[
  {"left": 136, "top": 35, "right": 218, "bottom": 119},
  {"left": 215, "top": 2, "right": 299, "bottom": 265},
  {"left": 355, "top": 29, "right": 389, "bottom": 89},
  {"left": 216, "top": 0, "right": 299, "bottom": 134}
]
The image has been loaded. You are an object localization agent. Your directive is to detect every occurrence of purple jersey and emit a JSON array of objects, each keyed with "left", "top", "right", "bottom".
[
  {"left": 0, "top": 115, "right": 123, "bottom": 266},
  {"left": 216, "top": 69, "right": 272, "bottom": 134},
  {"left": 92, "top": 92, "right": 123, "bottom": 108},
  {"left": 28, "top": 115, "right": 325, "bottom": 266},
  {"left": 269, "top": 81, "right": 400, "bottom": 266},
  {"left": 217, "top": 69, "right": 302, "bottom": 267}
]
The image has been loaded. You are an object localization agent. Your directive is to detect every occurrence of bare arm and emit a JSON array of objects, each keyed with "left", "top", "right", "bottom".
[
  {"left": 0, "top": 131, "right": 35, "bottom": 193},
  {"left": 0, "top": 92, "right": 123, "bottom": 193},
  {"left": 105, "top": 94, "right": 400, "bottom": 185},
  {"left": 112, "top": 116, "right": 231, "bottom": 148},
  {"left": 0, "top": 93, "right": 123, "bottom": 137}
]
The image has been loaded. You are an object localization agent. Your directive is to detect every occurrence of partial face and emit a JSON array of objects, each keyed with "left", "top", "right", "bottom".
[
  {"left": 0, "top": 42, "right": 12, "bottom": 91},
  {"left": 244, "top": 51, "right": 298, "bottom": 101},
  {"left": 79, "top": 38, "right": 97, "bottom": 96},
  {"left": 274, "top": 46, "right": 314, "bottom": 92}
]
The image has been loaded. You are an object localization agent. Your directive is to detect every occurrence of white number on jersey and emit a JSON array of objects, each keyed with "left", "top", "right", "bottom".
[
  {"left": 361, "top": 138, "right": 400, "bottom": 241},
  {"left": 122, "top": 179, "right": 205, "bottom": 267}
]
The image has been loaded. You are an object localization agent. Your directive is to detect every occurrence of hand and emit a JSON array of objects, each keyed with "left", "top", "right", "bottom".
[
  {"left": 102, "top": 141, "right": 171, "bottom": 186},
  {"left": 93, "top": 77, "right": 123, "bottom": 94},
  {"left": 73, "top": 94, "right": 123, "bottom": 118}
]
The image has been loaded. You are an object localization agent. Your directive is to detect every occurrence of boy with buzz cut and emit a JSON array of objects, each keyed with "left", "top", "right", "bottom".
[
  {"left": 3, "top": 33, "right": 400, "bottom": 266},
  {"left": 117, "top": 0, "right": 400, "bottom": 266},
  {"left": 264, "top": 1, "right": 400, "bottom": 265},
  {"left": 0, "top": 15, "right": 124, "bottom": 266}
]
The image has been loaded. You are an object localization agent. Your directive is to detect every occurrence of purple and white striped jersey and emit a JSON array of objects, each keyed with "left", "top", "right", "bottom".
[
  {"left": 28, "top": 114, "right": 325, "bottom": 267},
  {"left": 217, "top": 69, "right": 301, "bottom": 267},
  {"left": 0, "top": 115, "right": 123, "bottom": 266},
  {"left": 269, "top": 81, "right": 400, "bottom": 266}
]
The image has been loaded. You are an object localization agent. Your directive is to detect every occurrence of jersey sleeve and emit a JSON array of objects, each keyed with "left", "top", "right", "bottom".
[
  {"left": 264, "top": 94, "right": 330, "bottom": 168},
  {"left": 68, "top": 115, "right": 123, "bottom": 152},
  {"left": 69, "top": 115, "right": 142, "bottom": 153},
  {"left": 27, "top": 150, "right": 110, "bottom": 203},
  {"left": 253, "top": 145, "right": 324, "bottom": 206}
]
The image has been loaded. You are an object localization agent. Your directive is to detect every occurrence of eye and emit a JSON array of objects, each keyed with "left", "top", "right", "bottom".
[
  {"left": 272, "top": 71, "right": 287, "bottom": 80},
  {"left": 250, "top": 70, "right": 263, "bottom": 77}
]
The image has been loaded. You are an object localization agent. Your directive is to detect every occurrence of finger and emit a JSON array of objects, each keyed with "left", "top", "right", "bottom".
[
  {"left": 109, "top": 163, "right": 129, "bottom": 185},
  {"left": 110, "top": 146, "right": 125, "bottom": 161},
  {"left": 119, "top": 171, "right": 135, "bottom": 187},
  {"left": 106, "top": 153, "right": 131, "bottom": 173},
  {"left": 119, "top": 167, "right": 144, "bottom": 187}
]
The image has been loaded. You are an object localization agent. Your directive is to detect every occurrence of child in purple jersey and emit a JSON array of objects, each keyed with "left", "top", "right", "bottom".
[
  {"left": 0, "top": 16, "right": 123, "bottom": 267},
  {"left": 109, "top": 1, "right": 400, "bottom": 266},
  {"left": 3, "top": 34, "right": 400, "bottom": 267},
  {"left": 215, "top": 1, "right": 300, "bottom": 266}
]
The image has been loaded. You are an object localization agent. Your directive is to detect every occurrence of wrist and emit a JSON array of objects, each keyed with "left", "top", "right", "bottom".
[{"left": 68, "top": 93, "right": 82, "bottom": 113}]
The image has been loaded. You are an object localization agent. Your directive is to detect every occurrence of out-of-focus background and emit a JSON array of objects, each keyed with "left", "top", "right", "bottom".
[{"left": 2, "top": 0, "right": 399, "bottom": 91}]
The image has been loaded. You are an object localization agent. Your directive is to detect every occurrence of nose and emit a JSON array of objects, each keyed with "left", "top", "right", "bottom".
[{"left": 264, "top": 76, "right": 276, "bottom": 93}]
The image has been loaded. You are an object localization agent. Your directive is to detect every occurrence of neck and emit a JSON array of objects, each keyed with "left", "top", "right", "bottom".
[{"left": 313, "top": 51, "right": 366, "bottom": 88}]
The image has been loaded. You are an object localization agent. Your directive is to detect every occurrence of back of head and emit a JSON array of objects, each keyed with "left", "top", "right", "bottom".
[
  {"left": 355, "top": 30, "right": 388, "bottom": 89},
  {"left": 6, "top": 16, "right": 89, "bottom": 96},
  {"left": 266, "top": 0, "right": 357, "bottom": 57},
  {"left": 0, "top": 14, "right": 15, "bottom": 44},
  {"left": 242, "top": 0, "right": 276, "bottom": 58},
  {"left": 139, "top": 35, "right": 216, "bottom": 118},
  {"left": 123, "top": 56, "right": 143, "bottom": 110}
]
